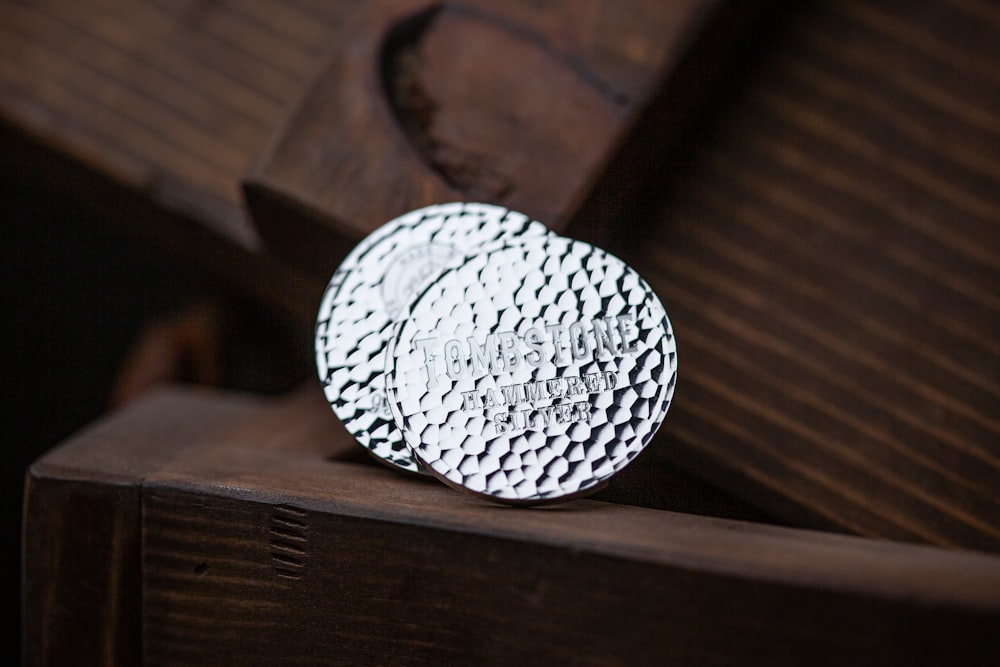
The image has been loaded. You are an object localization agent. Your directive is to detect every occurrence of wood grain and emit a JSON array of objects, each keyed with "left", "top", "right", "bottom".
[
  {"left": 141, "top": 463, "right": 1000, "bottom": 666},
  {"left": 25, "top": 388, "right": 1000, "bottom": 665},
  {"left": 632, "top": 0, "right": 1000, "bottom": 551},
  {"left": 0, "top": 0, "right": 352, "bottom": 316},
  {"left": 12, "top": 4, "right": 1000, "bottom": 661},
  {"left": 22, "top": 389, "right": 261, "bottom": 667},
  {"left": 0, "top": 0, "right": 766, "bottom": 315},
  {"left": 243, "top": 0, "right": 760, "bottom": 278}
]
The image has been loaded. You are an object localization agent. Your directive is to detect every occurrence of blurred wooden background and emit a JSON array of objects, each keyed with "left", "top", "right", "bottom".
[{"left": 4, "top": 0, "right": 999, "bottom": 663}]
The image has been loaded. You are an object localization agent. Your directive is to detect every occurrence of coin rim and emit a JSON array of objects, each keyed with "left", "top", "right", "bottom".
[{"left": 384, "top": 235, "right": 678, "bottom": 505}]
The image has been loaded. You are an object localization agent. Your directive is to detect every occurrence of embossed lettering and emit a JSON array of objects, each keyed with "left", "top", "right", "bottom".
[
  {"left": 617, "top": 314, "right": 639, "bottom": 354},
  {"left": 524, "top": 327, "right": 545, "bottom": 367},
  {"left": 414, "top": 337, "right": 440, "bottom": 389},
  {"left": 444, "top": 339, "right": 466, "bottom": 380},
  {"left": 410, "top": 312, "right": 642, "bottom": 391}
]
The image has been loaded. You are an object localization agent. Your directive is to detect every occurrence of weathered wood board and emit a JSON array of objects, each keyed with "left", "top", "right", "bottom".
[{"left": 23, "top": 388, "right": 1000, "bottom": 665}]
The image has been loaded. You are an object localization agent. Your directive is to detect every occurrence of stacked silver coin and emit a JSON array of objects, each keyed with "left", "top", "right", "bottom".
[{"left": 316, "top": 202, "right": 677, "bottom": 505}]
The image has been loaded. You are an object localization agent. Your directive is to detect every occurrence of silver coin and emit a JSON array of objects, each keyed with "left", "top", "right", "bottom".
[
  {"left": 315, "top": 202, "right": 550, "bottom": 473},
  {"left": 385, "top": 235, "right": 677, "bottom": 504}
]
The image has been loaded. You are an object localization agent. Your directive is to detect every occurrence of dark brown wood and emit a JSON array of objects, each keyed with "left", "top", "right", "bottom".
[
  {"left": 631, "top": 0, "right": 1000, "bottom": 550},
  {"left": 243, "top": 0, "right": 761, "bottom": 278},
  {"left": 22, "top": 389, "right": 261, "bottom": 666},
  {"left": 0, "top": 0, "right": 764, "bottom": 301},
  {"left": 0, "top": 0, "right": 356, "bottom": 317},
  {"left": 24, "top": 387, "right": 1000, "bottom": 665},
  {"left": 12, "top": 1, "right": 1000, "bottom": 660}
]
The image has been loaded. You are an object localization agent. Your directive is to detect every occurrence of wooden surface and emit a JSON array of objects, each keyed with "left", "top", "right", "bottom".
[
  {"left": 24, "top": 388, "right": 1000, "bottom": 665},
  {"left": 0, "top": 0, "right": 760, "bottom": 297},
  {"left": 0, "top": 0, "right": 344, "bottom": 321},
  {"left": 244, "top": 0, "right": 754, "bottom": 277},
  {"left": 628, "top": 0, "right": 1000, "bottom": 552},
  {"left": 22, "top": 389, "right": 261, "bottom": 666},
  {"left": 0, "top": 0, "right": 350, "bottom": 247},
  {"left": 11, "top": 0, "right": 1000, "bottom": 659}
]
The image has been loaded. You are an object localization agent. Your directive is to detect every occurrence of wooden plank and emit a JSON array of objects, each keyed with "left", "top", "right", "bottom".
[
  {"left": 25, "top": 386, "right": 1000, "bottom": 664},
  {"left": 141, "top": 463, "right": 1000, "bottom": 665},
  {"left": 10, "top": 0, "right": 1000, "bottom": 627},
  {"left": 122, "top": 392, "right": 998, "bottom": 665},
  {"left": 0, "top": 0, "right": 354, "bottom": 314},
  {"left": 0, "top": 0, "right": 770, "bottom": 319},
  {"left": 22, "top": 389, "right": 261, "bottom": 666},
  {"left": 632, "top": 0, "right": 1000, "bottom": 550},
  {"left": 243, "top": 0, "right": 770, "bottom": 278}
]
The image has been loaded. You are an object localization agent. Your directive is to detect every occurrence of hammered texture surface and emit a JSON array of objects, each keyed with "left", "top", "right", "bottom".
[
  {"left": 315, "top": 203, "right": 549, "bottom": 472},
  {"left": 386, "top": 236, "right": 677, "bottom": 503}
]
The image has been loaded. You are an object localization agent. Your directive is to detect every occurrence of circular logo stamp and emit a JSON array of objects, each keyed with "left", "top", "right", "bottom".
[
  {"left": 315, "top": 202, "right": 550, "bottom": 473},
  {"left": 381, "top": 243, "right": 456, "bottom": 319},
  {"left": 385, "top": 235, "right": 677, "bottom": 503}
]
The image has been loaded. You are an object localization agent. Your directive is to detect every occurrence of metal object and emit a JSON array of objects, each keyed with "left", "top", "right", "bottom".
[
  {"left": 315, "top": 202, "right": 549, "bottom": 473},
  {"left": 385, "top": 235, "right": 677, "bottom": 503}
]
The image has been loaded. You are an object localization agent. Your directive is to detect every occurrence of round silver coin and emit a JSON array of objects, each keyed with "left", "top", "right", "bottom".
[
  {"left": 315, "top": 202, "right": 550, "bottom": 473},
  {"left": 385, "top": 235, "right": 677, "bottom": 504}
]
